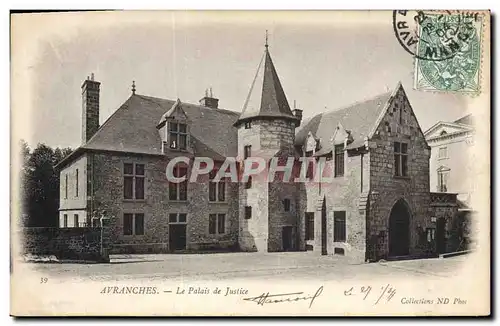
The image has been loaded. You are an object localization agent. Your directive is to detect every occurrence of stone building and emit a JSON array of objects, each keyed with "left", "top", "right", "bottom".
[
  {"left": 424, "top": 115, "right": 476, "bottom": 252},
  {"left": 56, "top": 42, "right": 456, "bottom": 261}
]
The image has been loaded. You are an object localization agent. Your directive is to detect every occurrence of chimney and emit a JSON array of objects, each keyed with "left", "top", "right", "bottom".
[
  {"left": 293, "top": 109, "right": 303, "bottom": 127},
  {"left": 199, "top": 87, "right": 219, "bottom": 109},
  {"left": 81, "top": 73, "right": 100, "bottom": 143}
]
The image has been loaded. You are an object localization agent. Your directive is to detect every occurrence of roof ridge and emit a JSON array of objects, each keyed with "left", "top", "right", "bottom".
[
  {"left": 137, "top": 93, "right": 241, "bottom": 117},
  {"left": 301, "top": 90, "right": 393, "bottom": 125}
]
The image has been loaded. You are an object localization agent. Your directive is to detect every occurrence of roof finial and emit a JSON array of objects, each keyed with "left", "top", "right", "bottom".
[
  {"left": 209, "top": 87, "right": 213, "bottom": 98},
  {"left": 132, "top": 80, "right": 136, "bottom": 95},
  {"left": 265, "top": 29, "right": 269, "bottom": 49}
]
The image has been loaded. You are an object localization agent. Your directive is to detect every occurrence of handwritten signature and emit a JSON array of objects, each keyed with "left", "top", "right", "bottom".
[
  {"left": 242, "top": 286, "right": 323, "bottom": 308},
  {"left": 344, "top": 284, "right": 396, "bottom": 305}
]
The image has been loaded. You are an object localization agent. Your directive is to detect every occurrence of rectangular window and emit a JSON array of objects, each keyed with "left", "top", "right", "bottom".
[
  {"left": 123, "top": 213, "right": 133, "bottom": 235},
  {"left": 437, "top": 170, "right": 449, "bottom": 192},
  {"left": 134, "top": 213, "right": 144, "bottom": 235},
  {"left": 438, "top": 147, "right": 448, "bottom": 160},
  {"left": 63, "top": 214, "right": 68, "bottom": 228},
  {"left": 209, "top": 214, "right": 217, "bottom": 234},
  {"left": 74, "top": 214, "right": 78, "bottom": 227},
  {"left": 394, "top": 142, "right": 408, "bottom": 177},
  {"left": 305, "top": 212, "right": 315, "bottom": 240},
  {"left": 169, "top": 213, "right": 187, "bottom": 224},
  {"left": 245, "top": 122, "right": 251, "bottom": 129},
  {"left": 209, "top": 169, "right": 225, "bottom": 202},
  {"left": 65, "top": 174, "right": 68, "bottom": 199},
  {"left": 209, "top": 213, "right": 226, "bottom": 235},
  {"left": 124, "top": 213, "right": 144, "bottom": 235},
  {"left": 334, "top": 211, "right": 346, "bottom": 242},
  {"left": 244, "top": 145, "right": 252, "bottom": 159},
  {"left": 169, "top": 166, "right": 188, "bottom": 201},
  {"left": 217, "top": 214, "right": 226, "bottom": 234},
  {"left": 245, "top": 206, "right": 252, "bottom": 219},
  {"left": 123, "top": 163, "right": 145, "bottom": 200},
  {"left": 168, "top": 122, "right": 188, "bottom": 150},
  {"left": 334, "top": 144, "right": 345, "bottom": 177},
  {"left": 75, "top": 169, "right": 79, "bottom": 197},
  {"left": 283, "top": 199, "right": 291, "bottom": 212}
]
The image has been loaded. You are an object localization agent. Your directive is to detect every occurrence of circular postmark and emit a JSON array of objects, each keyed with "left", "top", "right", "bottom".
[{"left": 393, "top": 10, "right": 479, "bottom": 62}]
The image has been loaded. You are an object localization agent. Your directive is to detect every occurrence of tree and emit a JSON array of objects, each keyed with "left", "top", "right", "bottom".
[{"left": 21, "top": 141, "right": 72, "bottom": 227}]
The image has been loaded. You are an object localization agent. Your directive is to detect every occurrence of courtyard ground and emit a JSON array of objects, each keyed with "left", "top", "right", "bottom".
[{"left": 19, "top": 251, "right": 469, "bottom": 283}]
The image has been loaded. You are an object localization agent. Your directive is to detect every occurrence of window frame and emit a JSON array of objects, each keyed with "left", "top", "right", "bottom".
[
  {"left": 394, "top": 141, "right": 409, "bottom": 177},
  {"left": 208, "top": 213, "right": 226, "bottom": 235},
  {"left": 244, "top": 145, "right": 252, "bottom": 160},
  {"left": 283, "top": 198, "right": 291, "bottom": 212},
  {"left": 334, "top": 144, "right": 345, "bottom": 177},
  {"left": 169, "top": 165, "right": 188, "bottom": 201},
  {"left": 168, "top": 213, "right": 188, "bottom": 224},
  {"left": 438, "top": 147, "right": 448, "bottom": 160},
  {"left": 168, "top": 121, "right": 189, "bottom": 151},
  {"left": 333, "top": 211, "right": 346, "bottom": 242},
  {"left": 437, "top": 170, "right": 450, "bottom": 192},
  {"left": 64, "top": 174, "right": 68, "bottom": 199},
  {"left": 123, "top": 213, "right": 145, "bottom": 236},
  {"left": 123, "top": 162, "right": 146, "bottom": 200},
  {"left": 75, "top": 169, "right": 79, "bottom": 197},
  {"left": 209, "top": 169, "right": 226, "bottom": 202}
]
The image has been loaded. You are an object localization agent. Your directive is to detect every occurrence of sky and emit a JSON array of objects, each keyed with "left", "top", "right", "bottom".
[{"left": 12, "top": 11, "right": 469, "bottom": 149}]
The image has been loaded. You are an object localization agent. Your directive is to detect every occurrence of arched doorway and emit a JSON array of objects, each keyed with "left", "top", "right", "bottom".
[{"left": 388, "top": 199, "right": 411, "bottom": 257}]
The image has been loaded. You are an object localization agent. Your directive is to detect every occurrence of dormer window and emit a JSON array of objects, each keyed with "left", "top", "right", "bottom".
[{"left": 168, "top": 122, "right": 188, "bottom": 151}]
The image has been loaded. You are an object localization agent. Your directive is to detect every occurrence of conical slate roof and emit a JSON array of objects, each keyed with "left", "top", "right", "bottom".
[{"left": 235, "top": 46, "right": 299, "bottom": 126}]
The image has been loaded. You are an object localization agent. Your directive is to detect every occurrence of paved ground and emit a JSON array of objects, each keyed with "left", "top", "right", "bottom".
[{"left": 19, "top": 251, "right": 469, "bottom": 283}]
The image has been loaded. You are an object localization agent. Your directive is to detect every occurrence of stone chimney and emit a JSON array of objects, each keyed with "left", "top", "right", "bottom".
[
  {"left": 81, "top": 73, "right": 100, "bottom": 143},
  {"left": 293, "top": 109, "right": 303, "bottom": 127},
  {"left": 199, "top": 87, "right": 219, "bottom": 109}
]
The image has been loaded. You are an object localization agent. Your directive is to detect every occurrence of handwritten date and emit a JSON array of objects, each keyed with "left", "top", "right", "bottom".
[{"left": 344, "top": 284, "right": 396, "bottom": 305}]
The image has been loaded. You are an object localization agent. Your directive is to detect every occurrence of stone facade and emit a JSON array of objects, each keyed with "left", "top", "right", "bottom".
[
  {"left": 365, "top": 86, "right": 431, "bottom": 260},
  {"left": 85, "top": 152, "right": 238, "bottom": 253}
]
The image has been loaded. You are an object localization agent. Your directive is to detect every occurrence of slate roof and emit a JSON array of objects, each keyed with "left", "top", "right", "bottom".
[
  {"left": 57, "top": 94, "right": 240, "bottom": 169},
  {"left": 235, "top": 47, "right": 299, "bottom": 126},
  {"left": 295, "top": 91, "right": 393, "bottom": 151}
]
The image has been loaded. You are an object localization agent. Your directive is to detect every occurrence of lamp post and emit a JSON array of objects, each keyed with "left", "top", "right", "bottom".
[{"left": 99, "top": 211, "right": 109, "bottom": 259}]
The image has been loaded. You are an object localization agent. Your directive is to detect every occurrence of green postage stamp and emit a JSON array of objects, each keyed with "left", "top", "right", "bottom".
[{"left": 394, "top": 10, "right": 485, "bottom": 94}]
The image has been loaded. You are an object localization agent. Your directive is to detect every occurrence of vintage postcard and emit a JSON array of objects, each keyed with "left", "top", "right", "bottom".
[{"left": 10, "top": 10, "right": 490, "bottom": 316}]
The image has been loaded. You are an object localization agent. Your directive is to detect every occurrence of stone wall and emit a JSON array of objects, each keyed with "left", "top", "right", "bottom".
[
  {"left": 368, "top": 86, "right": 431, "bottom": 259},
  {"left": 91, "top": 152, "right": 239, "bottom": 254},
  {"left": 260, "top": 120, "right": 295, "bottom": 151},
  {"left": 21, "top": 227, "right": 108, "bottom": 262},
  {"left": 308, "top": 151, "right": 367, "bottom": 262},
  {"left": 268, "top": 181, "right": 303, "bottom": 252}
]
